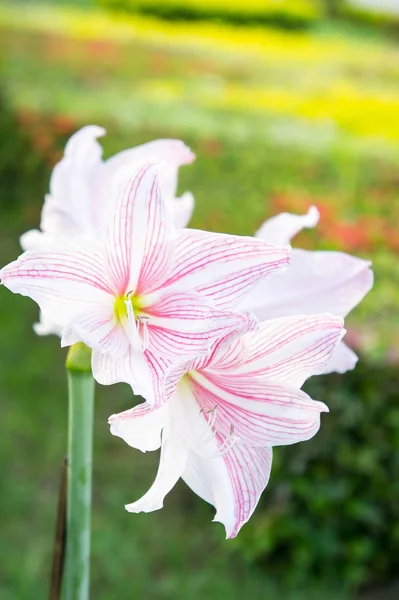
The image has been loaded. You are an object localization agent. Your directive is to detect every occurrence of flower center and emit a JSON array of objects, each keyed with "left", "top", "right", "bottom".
[
  {"left": 114, "top": 294, "right": 142, "bottom": 323},
  {"left": 114, "top": 293, "right": 150, "bottom": 351}
]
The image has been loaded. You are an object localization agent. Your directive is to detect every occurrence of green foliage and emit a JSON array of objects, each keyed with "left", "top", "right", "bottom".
[{"left": 98, "top": 0, "right": 321, "bottom": 29}]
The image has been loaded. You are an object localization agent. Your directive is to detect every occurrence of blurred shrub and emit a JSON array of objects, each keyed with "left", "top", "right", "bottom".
[
  {"left": 340, "top": 2, "right": 399, "bottom": 29},
  {"left": 320, "top": 0, "right": 399, "bottom": 28},
  {"left": 0, "top": 97, "right": 50, "bottom": 224},
  {"left": 233, "top": 361, "right": 399, "bottom": 589},
  {"left": 0, "top": 92, "right": 76, "bottom": 226},
  {"left": 99, "top": 0, "right": 321, "bottom": 29}
]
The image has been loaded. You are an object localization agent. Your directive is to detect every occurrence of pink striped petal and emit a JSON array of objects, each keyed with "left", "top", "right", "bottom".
[
  {"left": 243, "top": 248, "right": 373, "bottom": 321},
  {"left": 92, "top": 347, "right": 170, "bottom": 405},
  {"left": 109, "top": 401, "right": 167, "bottom": 452},
  {"left": 61, "top": 305, "right": 128, "bottom": 356},
  {"left": 106, "top": 164, "right": 174, "bottom": 296},
  {"left": 161, "top": 313, "right": 258, "bottom": 403},
  {"left": 0, "top": 249, "right": 115, "bottom": 330},
  {"left": 229, "top": 314, "right": 344, "bottom": 387},
  {"left": 188, "top": 372, "right": 328, "bottom": 447},
  {"left": 143, "top": 290, "right": 253, "bottom": 360},
  {"left": 163, "top": 229, "right": 291, "bottom": 309},
  {"left": 172, "top": 380, "right": 274, "bottom": 536},
  {"left": 255, "top": 206, "right": 319, "bottom": 245},
  {"left": 125, "top": 423, "right": 189, "bottom": 514},
  {"left": 182, "top": 444, "right": 272, "bottom": 539}
]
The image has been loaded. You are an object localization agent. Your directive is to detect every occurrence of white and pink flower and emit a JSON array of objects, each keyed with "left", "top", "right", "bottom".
[
  {"left": 1, "top": 163, "right": 290, "bottom": 401},
  {"left": 20, "top": 126, "right": 196, "bottom": 336},
  {"left": 0, "top": 126, "right": 374, "bottom": 537},
  {"left": 110, "top": 313, "right": 344, "bottom": 537}
]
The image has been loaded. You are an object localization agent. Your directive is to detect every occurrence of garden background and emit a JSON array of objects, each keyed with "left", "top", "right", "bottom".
[{"left": 0, "top": 1, "right": 399, "bottom": 598}]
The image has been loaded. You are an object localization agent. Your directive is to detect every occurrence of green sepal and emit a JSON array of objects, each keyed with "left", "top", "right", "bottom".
[{"left": 66, "top": 343, "right": 92, "bottom": 374}]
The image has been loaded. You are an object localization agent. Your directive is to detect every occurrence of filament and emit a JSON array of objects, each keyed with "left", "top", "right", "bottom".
[{"left": 196, "top": 405, "right": 240, "bottom": 459}]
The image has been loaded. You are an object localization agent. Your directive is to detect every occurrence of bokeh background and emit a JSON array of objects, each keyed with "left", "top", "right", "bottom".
[{"left": 1, "top": 1, "right": 399, "bottom": 598}]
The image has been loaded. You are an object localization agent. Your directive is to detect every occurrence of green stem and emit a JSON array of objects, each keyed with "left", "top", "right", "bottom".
[{"left": 65, "top": 343, "right": 94, "bottom": 600}]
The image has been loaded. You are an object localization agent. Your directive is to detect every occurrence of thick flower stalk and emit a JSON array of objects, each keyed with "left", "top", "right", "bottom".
[
  {"left": 110, "top": 313, "right": 344, "bottom": 537},
  {"left": 241, "top": 206, "right": 373, "bottom": 374},
  {"left": 0, "top": 163, "right": 290, "bottom": 402},
  {"left": 65, "top": 343, "right": 94, "bottom": 600}
]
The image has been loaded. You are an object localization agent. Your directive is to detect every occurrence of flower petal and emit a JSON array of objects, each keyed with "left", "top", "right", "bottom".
[
  {"left": 0, "top": 248, "right": 114, "bottom": 330},
  {"left": 230, "top": 314, "right": 344, "bottom": 387},
  {"left": 125, "top": 421, "right": 189, "bottom": 513},
  {"left": 92, "top": 347, "right": 169, "bottom": 405},
  {"left": 169, "top": 191, "right": 195, "bottom": 229},
  {"left": 163, "top": 229, "right": 291, "bottom": 309},
  {"left": 104, "top": 138, "right": 195, "bottom": 204},
  {"left": 106, "top": 163, "right": 174, "bottom": 296},
  {"left": 109, "top": 401, "right": 167, "bottom": 452},
  {"left": 61, "top": 305, "right": 129, "bottom": 356},
  {"left": 323, "top": 341, "right": 358, "bottom": 375},
  {"left": 242, "top": 248, "right": 373, "bottom": 320},
  {"left": 189, "top": 371, "right": 328, "bottom": 447},
  {"left": 173, "top": 377, "right": 273, "bottom": 537},
  {"left": 182, "top": 443, "right": 273, "bottom": 539},
  {"left": 20, "top": 228, "right": 55, "bottom": 252},
  {"left": 33, "top": 312, "right": 62, "bottom": 337},
  {"left": 44, "top": 126, "right": 106, "bottom": 239},
  {"left": 143, "top": 290, "right": 253, "bottom": 360},
  {"left": 255, "top": 206, "right": 319, "bottom": 245}
]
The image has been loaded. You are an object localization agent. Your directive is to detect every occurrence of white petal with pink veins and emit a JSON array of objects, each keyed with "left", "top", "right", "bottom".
[
  {"left": 61, "top": 305, "right": 129, "bottom": 357},
  {"left": 106, "top": 163, "right": 175, "bottom": 296},
  {"left": 164, "top": 228, "right": 291, "bottom": 309},
  {"left": 188, "top": 372, "right": 328, "bottom": 447},
  {"left": 143, "top": 290, "right": 252, "bottom": 359},
  {"left": 0, "top": 248, "right": 115, "bottom": 331},
  {"left": 109, "top": 402, "right": 167, "bottom": 452},
  {"left": 93, "top": 348, "right": 169, "bottom": 405},
  {"left": 183, "top": 443, "right": 273, "bottom": 538},
  {"left": 230, "top": 314, "right": 344, "bottom": 387}
]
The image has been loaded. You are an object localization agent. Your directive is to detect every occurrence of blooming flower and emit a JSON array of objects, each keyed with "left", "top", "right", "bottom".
[
  {"left": 109, "top": 313, "right": 344, "bottom": 537},
  {"left": 240, "top": 206, "right": 373, "bottom": 374},
  {"left": 20, "top": 126, "right": 196, "bottom": 336},
  {"left": 1, "top": 163, "right": 290, "bottom": 401}
]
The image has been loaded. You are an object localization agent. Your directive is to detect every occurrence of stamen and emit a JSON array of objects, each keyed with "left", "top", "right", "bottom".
[
  {"left": 123, "top": 292, "right": 151, "bottom": 352},
  {"left": 124, "top": 298, "right": 141, "bottom": 351},
  {"left": 197, "top": 433, "right": 240, "bottom": 460},
  {"left": 137, "top": 315, "right": 150, "bottom": 351},
  {"left": 196, "top": 406, "right": 240, "bottom": 459}
]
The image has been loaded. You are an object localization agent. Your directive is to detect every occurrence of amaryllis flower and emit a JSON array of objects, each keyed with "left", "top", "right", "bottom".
[
  {"left": 109, "top": 313, "right": 344, "bottom": 537},
  {"left": 20, "top": 126, "right": 196, "bottom": 336},
  {"left": 1, "top": 164, "right": 290, "bottom": 402},
  {"left": 240, "top": 207, "right": 373, "bottom": 374}
]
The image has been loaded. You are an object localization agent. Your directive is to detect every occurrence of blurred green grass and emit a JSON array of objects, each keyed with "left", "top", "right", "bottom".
[{"left": 1, "top": 2, "right": 399, "bottom": 598}]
